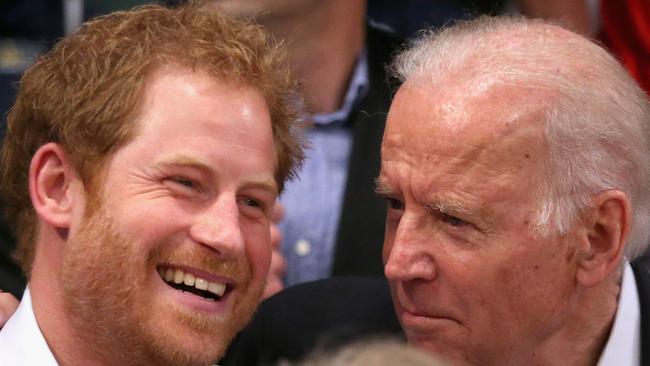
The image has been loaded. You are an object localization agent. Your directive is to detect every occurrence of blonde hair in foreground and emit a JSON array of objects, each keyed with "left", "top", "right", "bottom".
[{"left": 283, "top": 339, "right": 448, "bottom": 366}]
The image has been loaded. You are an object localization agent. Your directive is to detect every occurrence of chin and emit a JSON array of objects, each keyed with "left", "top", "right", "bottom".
[
  {"left": 139, "top": 315, "right": 231, "bottom": 366},
  {"left": 408, "top": 337, "right": 474, "bottom": 366}
]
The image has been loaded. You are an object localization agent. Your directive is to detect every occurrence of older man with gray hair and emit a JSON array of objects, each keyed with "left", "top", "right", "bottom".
[
  {"left": 378, "top": 15, "right": 650, "bottom": 366},
  {"left": 222, "top": 15, "right": 650, "bottom": 366}
]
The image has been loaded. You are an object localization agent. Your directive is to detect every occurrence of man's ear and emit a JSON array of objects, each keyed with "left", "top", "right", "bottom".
[
  {"left": 576, "top": 190, "right": 631, "bottom": 287},
  {"left": 29, "top": 143, "right": 82, "bottom": 229}
]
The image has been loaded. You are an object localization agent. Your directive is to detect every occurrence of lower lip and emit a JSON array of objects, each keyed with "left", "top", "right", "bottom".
[
  {"left": 399, "top": 309, "right": 458, "bottom": 332},
  {"left": 156, "top": 273, "right": 231, "bottom": 314}
]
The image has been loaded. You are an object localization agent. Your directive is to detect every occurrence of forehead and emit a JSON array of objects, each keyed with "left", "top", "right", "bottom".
[
  {"left": 380, "top": 80, "right": 548, "bottom": 202},
  {"left": 388, "top": 79, "right": 547, "bottom": 146},
  {"left": 133, "top": 64, "right": 274, "bottom": 151},
  {"left": 111, "top": 64, "right": 277, "bottom": 188}
]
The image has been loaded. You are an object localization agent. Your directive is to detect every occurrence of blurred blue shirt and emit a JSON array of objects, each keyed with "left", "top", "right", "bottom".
[{"left": 279, "top": 51, "right": 369, "bottom": 286}]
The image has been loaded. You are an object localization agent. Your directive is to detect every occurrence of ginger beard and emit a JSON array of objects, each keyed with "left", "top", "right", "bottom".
[{"left": 60, "top": 195, "right": 264, "bottom": 366}]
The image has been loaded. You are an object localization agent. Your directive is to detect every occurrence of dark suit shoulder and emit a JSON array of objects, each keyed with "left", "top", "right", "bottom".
[{"left": 221, "top": 277, "right": 402, "bottom": 366}]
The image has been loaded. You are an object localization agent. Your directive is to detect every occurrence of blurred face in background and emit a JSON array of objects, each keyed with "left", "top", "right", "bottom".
[{"left": 210, "top": 0, "right": 324, "bottom": 20}]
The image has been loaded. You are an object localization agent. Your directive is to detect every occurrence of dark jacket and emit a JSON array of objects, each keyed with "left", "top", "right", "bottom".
[{"left": 330, "top": 24, "right": 402, "bottom": 277}]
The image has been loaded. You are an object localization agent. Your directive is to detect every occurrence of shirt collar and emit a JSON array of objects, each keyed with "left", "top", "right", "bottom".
[
  {"left": 597, "top": 262, "right": 641, "bottom": 366},
  {"left": 312, "top": 49, "right": 369, "bottom": 126},
  {"left": 0, "top": 287, "right": 58, "bottom": 365}
]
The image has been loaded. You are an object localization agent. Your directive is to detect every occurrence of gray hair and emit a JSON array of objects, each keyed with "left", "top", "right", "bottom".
[{"left": 391, "top": 16, "right": 650, "bottom": 260}]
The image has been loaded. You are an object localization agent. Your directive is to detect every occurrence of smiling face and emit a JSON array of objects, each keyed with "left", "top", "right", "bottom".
[
  {"left": 378, "top": 81, "right": 583, "bottom": 365},
  {"left": 60, "top": 64, "right": 277, "bottom": 365}
]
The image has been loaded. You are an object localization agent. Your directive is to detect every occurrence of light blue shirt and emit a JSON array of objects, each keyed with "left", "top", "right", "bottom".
[{"left": 279, "top": 51, "right": 369, "bottom": 286}]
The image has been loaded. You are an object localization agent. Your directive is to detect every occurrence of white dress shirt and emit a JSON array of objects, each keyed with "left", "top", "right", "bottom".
[
  {"left": 0, "top": 288, "right": 58, "bottom": 365},
  {"left": 598, "top": 262, "right": 641, "bottom": 366}
]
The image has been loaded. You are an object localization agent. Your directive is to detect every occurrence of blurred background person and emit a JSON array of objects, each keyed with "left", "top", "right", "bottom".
[
  {"left": 209, "top": 0, "right": 507, "bottom": 294},
  {"left": 211, "top": 0, "right": 401, "bottom": 292},
  {"left": 511, "top": 0, "right": 649, "bottom": 94}
]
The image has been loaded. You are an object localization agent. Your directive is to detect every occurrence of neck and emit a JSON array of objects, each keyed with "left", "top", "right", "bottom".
[
  {"left": 259, "top": 0, "right": 366, "bottom": 114},
  {"left": 512, "top": 276, "right": 621, "bottom": 366}
]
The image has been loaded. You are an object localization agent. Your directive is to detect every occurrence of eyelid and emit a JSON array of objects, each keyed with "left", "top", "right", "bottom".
[
  {"left": 374, "top": 181, "right": 400, "bottom": 204},
  {"left": 164, "top": 175, "right": 204, "bottom": 195},
  {"left": 377, "top": 193, "right": 404, "bottom": 211},
  {"left": 440, "top": 212, "right": 467, "bottom": 226},
  {"left": 171, "top": 176, "right": 195, "bottom": 186},
  {"left": 426, "top": 205, "right": 476, "bottom": 231},
  {"left": 238, "top": 189, "right": 276, "bottom": 211},
  {"left": 239, "top": 197, "right": 262, "bottom": 208},
  {"left": 238, "top": 197, "right": 271, "bottom": 219}
]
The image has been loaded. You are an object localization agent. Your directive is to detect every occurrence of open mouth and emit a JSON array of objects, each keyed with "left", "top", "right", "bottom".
[{"left": 158, "top": 266, "right": 230, "bottom": 302}]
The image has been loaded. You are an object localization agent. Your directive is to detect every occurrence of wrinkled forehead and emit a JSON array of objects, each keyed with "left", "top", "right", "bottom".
[{"left": 382, "top": 80, "right": 549, "bottom": 176}]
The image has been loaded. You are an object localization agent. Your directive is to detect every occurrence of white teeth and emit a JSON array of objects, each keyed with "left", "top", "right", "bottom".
[
  {"left": 160, "top": 267, "right": 227, "bottom": 298},
  {"left": 207, "top": 282, "right": 226, "bottom": 297},
  {"left": 195, "top": 278, "right": 208, "bottom": 291},
  {"left": 165, "top": 268, "right": 174, "bottom": 282},
  {"left": 183, "top": 273, "right": 195, "bottom": 286},
  {"left": 173, "top": 269, "right": 184, "bottom": 284}
]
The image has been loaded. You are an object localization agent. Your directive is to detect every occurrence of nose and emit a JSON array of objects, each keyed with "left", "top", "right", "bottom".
[
  {"left": 384, "top": 218, "right": 436, "bottom": 282},
  {"left": 189, "top": 196, "right": 245, "bottom": 260}
]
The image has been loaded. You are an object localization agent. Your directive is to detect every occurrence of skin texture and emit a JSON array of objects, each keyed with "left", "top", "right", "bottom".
[
  {"left": 29, "top": 64, "right": 277, "bottom": 366},
  {"left": 378, "top": 79, "right": 622, "bottom": 366},
  {"left": 0, "top": 292, "right": 18, "bottom": 326},
  {"left": 264, "top": 203, "right": 288, "bottom": 298}
]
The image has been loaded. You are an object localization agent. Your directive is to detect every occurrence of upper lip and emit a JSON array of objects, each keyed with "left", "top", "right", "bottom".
[{"left": 394, "top": 283, "right": 458, "bottom": 322}]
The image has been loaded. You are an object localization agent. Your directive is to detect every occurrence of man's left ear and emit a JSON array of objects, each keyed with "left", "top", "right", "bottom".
[{"left": 576, "top": 190, "right": 631, "bottom": 287}]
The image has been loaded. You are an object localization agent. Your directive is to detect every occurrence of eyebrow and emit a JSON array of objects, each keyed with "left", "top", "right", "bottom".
[
  {"left": 425, "top": 200, "right": 472, "bottom": 216},
  {"left": 375, "top": 176, "right": 475, "bottom": 213},
  {"left": 153, "top": 154, "right": 278, "bottom": 195},
  {"left": 154, "top": 154, "right": 213, "bottom": 170},
  {"left": 374, "top": 177, "right": 394, "bottom": 196}
]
